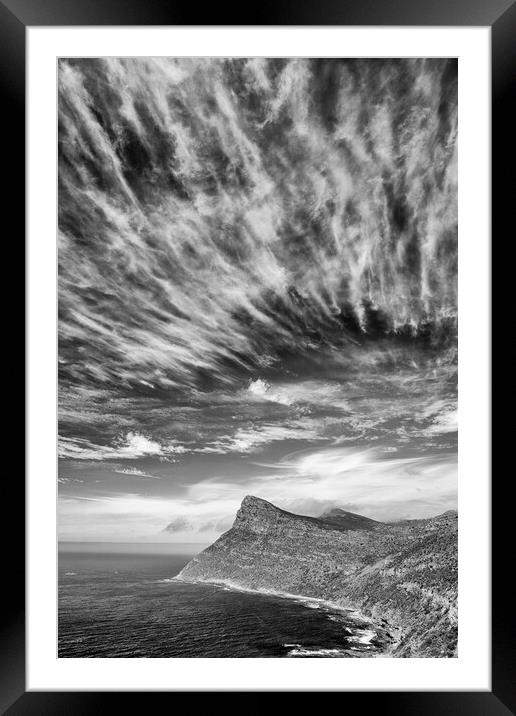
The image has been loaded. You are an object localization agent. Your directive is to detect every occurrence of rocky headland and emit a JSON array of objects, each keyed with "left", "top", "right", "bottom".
[{"left": 178, "top": 495, "right": 458, "bottom": 657}]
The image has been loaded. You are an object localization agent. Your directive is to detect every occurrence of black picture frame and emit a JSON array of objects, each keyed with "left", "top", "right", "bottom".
[{"left": 5, "top": 0, "right": 512, "bottom": 710}]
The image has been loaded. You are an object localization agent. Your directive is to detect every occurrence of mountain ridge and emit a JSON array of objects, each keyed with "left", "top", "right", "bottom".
[
  {"left": 233, "top": 495, "right": 387, "bottom": 534},
  {"left": 178, "top": 495, "right": 458, "bottom": 657}
]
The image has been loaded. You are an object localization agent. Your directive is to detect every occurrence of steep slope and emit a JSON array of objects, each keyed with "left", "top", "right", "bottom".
[{"left": 178, "top": 496, "right": 457, "bottom": 657}]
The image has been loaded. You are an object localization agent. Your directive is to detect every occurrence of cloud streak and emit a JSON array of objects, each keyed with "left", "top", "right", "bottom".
[
  {"left": 58, "top": 443, "right": 457, "bottom": 541},
  {"left": 57, "top": 59, "right": 458, "bottom": 540},
  {"left": 58, "top": 58, "right": 457, "bottom": 395}
]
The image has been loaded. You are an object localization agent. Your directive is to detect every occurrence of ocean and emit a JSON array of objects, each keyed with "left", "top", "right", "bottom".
[{"left": 58, "top": 547, "right": 380, "bottom": 658}]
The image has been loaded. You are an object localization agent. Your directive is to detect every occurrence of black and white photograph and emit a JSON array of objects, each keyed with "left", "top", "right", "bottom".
[{"left": 57, "top": 57, "right": 458, "bottom": 659}]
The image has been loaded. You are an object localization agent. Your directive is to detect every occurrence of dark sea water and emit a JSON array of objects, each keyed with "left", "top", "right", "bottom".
[{"left": 58, "top": 549, "right": 379, "bottom": 658}]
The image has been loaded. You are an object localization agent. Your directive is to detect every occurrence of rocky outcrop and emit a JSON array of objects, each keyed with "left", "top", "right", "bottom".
[{"left": 178, "top": 496, "right": 458, "bottom": 657}]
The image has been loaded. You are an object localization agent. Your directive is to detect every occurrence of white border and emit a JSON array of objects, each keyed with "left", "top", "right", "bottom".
[{"left": 27, "top": 27, "right": 490, "bottom": 691}]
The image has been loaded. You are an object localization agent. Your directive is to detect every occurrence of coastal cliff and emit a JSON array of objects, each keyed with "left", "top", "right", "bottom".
[{"left": 178, "top": 496, "right": 458, "bottom": 657}]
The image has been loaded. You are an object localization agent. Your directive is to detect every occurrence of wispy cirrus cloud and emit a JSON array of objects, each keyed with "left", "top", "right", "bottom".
[
  {"left": 58, "top": 371, "right": 457, "bottom": 463},
  {"left": 198, "top": 420, "right": 328, "bottom": 454},
  {"left": 58, "top": 58, "right": 457, "bottom": 396},
  {"left": 58, "top": 443, "right": 457, "bottom": 541},
  {"left": 57, "top": 59, "right": 458, "bottom": 541},
  {"left": 58, "top": 422, "right": 325, "bottom": 461},
  {"left": 184, "top": 445, "right": 457, "bottom": 521}
]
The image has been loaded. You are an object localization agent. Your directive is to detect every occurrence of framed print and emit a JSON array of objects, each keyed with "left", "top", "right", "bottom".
[{"left": 5, "top": 0, "right": 513, "bottom": 710}]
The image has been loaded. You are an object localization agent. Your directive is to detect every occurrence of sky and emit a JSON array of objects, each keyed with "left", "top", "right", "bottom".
[{"left": 58, "top": 58, "right": 458, "bottom": 543}]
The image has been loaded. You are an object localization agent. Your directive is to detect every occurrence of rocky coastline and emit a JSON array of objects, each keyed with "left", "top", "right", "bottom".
[{"left": 178, "top": 496, "right": 458, "bottom": 657}]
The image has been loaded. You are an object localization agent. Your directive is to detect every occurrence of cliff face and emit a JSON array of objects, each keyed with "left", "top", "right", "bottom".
[{"left": 178, "top": 496, "right": 457, "bottom": 657}]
